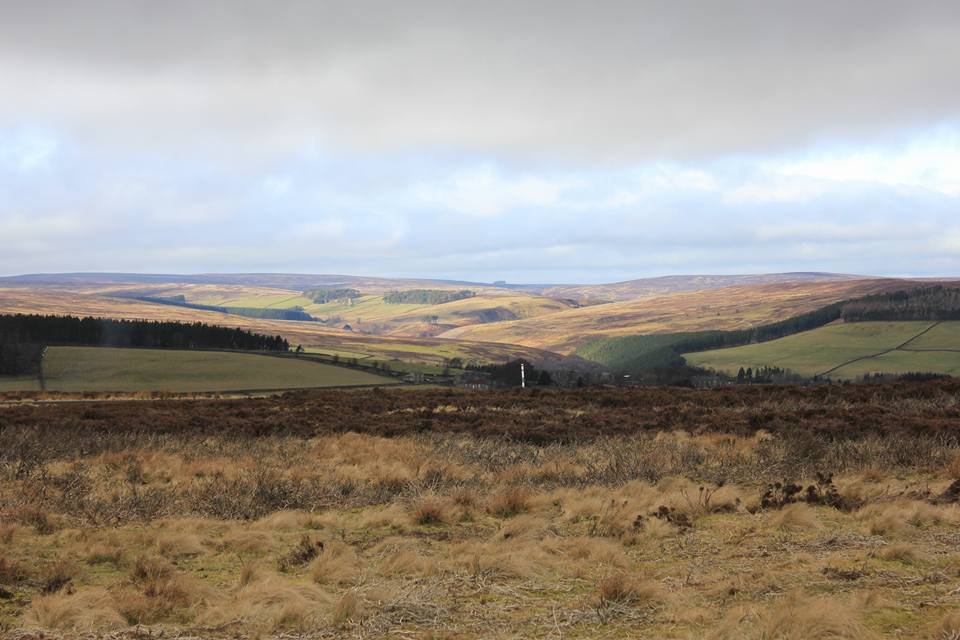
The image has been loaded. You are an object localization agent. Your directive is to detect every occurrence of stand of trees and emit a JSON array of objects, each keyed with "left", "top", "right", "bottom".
[
  {"left": 841, "top": 286, "right": 960, "bottom": 321},
  {"left": 479, "top": 359, "right": 553, "bottom": 387},
  {"left": 0, "top": 314, "right": 289, "bottom": 353},
  {"left": 383, "top": 289, "right": 475, "bottom": 305},
  {"left": 0, "top": 343, "right": 43, "bottom": 376},
  {"left": 303, "top": 288, "right": 362, "bottom": 304}
]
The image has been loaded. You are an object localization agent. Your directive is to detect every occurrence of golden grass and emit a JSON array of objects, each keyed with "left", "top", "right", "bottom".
[{"left": 6, "top": 428, "right": 960, "bottom": 637}]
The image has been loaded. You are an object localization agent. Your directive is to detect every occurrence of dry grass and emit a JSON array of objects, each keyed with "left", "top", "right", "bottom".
[
  {"left": 410, "top": 494, "right": 451, "bottom": 525},
  {"left": 486, "top": 486, "right": 532, "bottom": 518},
  {"left": 4, "top": 386, "right": 960, "bottom": 637}
]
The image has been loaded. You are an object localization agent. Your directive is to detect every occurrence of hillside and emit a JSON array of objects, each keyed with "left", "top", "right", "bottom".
[
  {"left": 686, "top": 321, "right": 960, "bottom": 379},
  {"left": 0, "top": 286, "right": 589, "bottom": 371},
  {"left": 441, "top": 279, "right": 917, "bottom": 353},
  {"left": 541, "top": 272, "right": 860, "bottom": 303}
]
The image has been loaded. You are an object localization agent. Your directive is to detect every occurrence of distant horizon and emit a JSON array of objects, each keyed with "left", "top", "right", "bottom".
[{"left": 2, "top": 269, "right": 958, "bottom": 288}]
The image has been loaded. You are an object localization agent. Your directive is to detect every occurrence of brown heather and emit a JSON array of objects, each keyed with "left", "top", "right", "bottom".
[{"left": 2, "top": 383, "right": 960, "bottom": 637}]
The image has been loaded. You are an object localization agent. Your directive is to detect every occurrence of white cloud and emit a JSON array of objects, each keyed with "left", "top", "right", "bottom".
[{"left": 411, "top": 165, "right": 569, "bottom": 216}]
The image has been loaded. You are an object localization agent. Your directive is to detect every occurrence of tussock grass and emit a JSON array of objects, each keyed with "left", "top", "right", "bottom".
[{"left": 4, "top": 385, "right": 960, "bottom": 637}]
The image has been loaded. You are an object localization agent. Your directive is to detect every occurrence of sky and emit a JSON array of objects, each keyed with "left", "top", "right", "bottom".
[{"left": 1, "top": 0, "right": 959, "bottom": 283}]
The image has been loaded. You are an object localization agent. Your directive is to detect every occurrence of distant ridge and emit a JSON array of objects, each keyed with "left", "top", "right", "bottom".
[
  {"left": 541, "top": 272, "right": 864, "bottom": 302},
  {"left": 0, "top": 271, "right": 861, "bottom": 299},
  {"left": 0, "top": 272, "right": 494, "bottom": 294}
]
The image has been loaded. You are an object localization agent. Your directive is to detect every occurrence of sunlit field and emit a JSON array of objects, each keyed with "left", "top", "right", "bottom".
[{"left": 686, "top": 321, "right": 960, "bottom": 379}]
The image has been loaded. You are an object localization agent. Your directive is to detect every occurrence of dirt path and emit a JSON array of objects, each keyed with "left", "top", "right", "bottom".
[{"left": 817, "top": 321, "right": 942, "bottom": 377}]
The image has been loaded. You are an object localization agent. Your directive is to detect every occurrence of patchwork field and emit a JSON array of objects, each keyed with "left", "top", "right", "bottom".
[
  {"left": 0, "top": 346, "right": 395, "bottom": 393},
  {"left": 3, "top": 384, "right": 960, "bottom": 638},
  {"left": 686, "top": 321, "right": 960, "bottom": 379},
  {"left": 0, "top": 287, "right": 573, "bottom": 369}
]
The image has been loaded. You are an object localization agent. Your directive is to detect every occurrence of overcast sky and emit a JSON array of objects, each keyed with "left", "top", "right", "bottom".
[{"left": 2, "top": 0, "right": 959, "bottom": 283}]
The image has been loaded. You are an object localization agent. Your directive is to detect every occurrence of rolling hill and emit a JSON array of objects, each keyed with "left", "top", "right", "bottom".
[
  {"left": 541, "top": 272, "right": 862, "bottom": 303},
  {"left": 0, "top": 286, "right": 594, "bottom": 371},
  {"left": 441, "top": 278, "right": 919, "bottom": 353}
]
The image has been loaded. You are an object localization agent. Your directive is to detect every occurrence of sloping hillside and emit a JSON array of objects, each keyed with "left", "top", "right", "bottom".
[
  {"left": 441, "top": 279, "right": 917, "bottom": 353},
  {"left": 0, "top": 286, "right": 581, "bottom": 369},
  {"left": 542, "top": 272, "right": 860, "bottom": 303}
]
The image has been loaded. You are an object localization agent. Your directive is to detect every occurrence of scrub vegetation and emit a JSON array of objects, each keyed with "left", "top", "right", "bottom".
[{"left": 3, "top": 383, "right": 960, "bottom": 638}]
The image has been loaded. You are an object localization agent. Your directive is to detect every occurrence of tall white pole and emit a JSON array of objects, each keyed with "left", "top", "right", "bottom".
[{"left": 521, "top": 362, "right": 526, "bottom": 388}]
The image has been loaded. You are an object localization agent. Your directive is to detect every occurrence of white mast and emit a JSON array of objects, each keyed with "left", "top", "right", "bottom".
[{"left": 520, "top": 362, "right": 526, "bottom": 388}]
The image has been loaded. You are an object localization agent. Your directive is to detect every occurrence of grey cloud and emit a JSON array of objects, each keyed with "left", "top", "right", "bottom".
[{"left": 2, "top": 1, "right": 959, "bottom": 160}]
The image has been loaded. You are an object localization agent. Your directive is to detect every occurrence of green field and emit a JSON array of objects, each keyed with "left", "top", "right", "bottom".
[
  {"left": 685, "top": 321, "right": 960, "bottom": 379},
  {"left": 0, "top": 346, "right": 396, "bottom": 392}
]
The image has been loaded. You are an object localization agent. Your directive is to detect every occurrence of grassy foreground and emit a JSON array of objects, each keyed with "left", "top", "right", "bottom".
[
  {"left": 3, "top": 384, "right": 960, "bottom": 638},
  {"left": 686, "top": 321, "right": 960, "bottom": 379},
  {"left": 0, "top": 346, "right": 395, "bottom": 392}
]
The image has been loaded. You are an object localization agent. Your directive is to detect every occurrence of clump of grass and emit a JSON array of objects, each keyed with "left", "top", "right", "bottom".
[
  {"left": 332, "top": 591, "right": 364, "bottom": 625},
  {"left": 85, "top": 543, "right": 124, "bottom": 567},
  {"left": 751, "top": 597, "right": 875, "bottom": 640},
  {"left": 41, "top": 558, "right": 78, "bottom": 594},
  {"left": 310, "top": 540, "right": 363, "bottom": 586},
  {"left": 17, "top": 506, "right": 56, "bottom": 535},
  {"left": 876, "top": 543, "right": 923, "bottom": 565},
  {"left": 114, "top": 555, "right": 196, "bottom": 625},
  {"left": 771, "top": 503, "right": 821, "bottom": 531},
  {"left": 932, "top": 609, "right": 960, "bottom": 639},
  {"left": 278, "top": 534, "right": 323, "bottom": 571},
  {"left": 26, "top": 587, "right": 126, "bottom": 632},
  {"left": 0, "top": 554, "right": 29, "bottom": 584},
  {"left": 486, "top": 486, "right": 531, "bottom": 518},
  {"left": 410, "top": 494, "right": 450, "bottom": 525},
  {"left": 594, "top": 572, "right": 667, "bottom": 618},
  {"left": 859, "top": 501, "right": 954, "bottom": 537}
]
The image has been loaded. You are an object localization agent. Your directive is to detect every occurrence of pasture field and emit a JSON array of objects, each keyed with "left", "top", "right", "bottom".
[
  {"left": 686, "top": 321, "right": 960, "bottom": 379},
  {"left": 830, "top": 349, "right": 960, "bottom": 379},
  {"left": 0, "top": 346, "right": 395, "bottom": 392},
  {"left": 3, "top": 384, "right": 960, "bottom": 639},
  {"left": 902, "top": 321, "right": 960, "bottom": 351}
]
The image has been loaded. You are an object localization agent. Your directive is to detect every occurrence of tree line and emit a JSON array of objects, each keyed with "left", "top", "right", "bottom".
[
  {"left": 841, "top": 285, "right": 960, "bottom": 321},
  {"left": 303, "top": 288, "right": 362, "bottom": 304},
  {"left": 0, "top": 313, "right": 289, "bottom": 355},
  {"left": 382, "top": 289, "right": 476, "bottom": 305}
]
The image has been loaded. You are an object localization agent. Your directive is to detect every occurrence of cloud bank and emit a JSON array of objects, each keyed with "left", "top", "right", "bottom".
[{"left": 1, "top": 1, "right": 959, "bottom": 280}]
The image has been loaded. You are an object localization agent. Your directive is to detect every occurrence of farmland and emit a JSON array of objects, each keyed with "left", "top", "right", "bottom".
[
  {"left": 0, "top": 286, "right": 576, "bottom": 369},
  {"left": 686, "top": 321, "right": 960, "bottom": 379},
  {"left": 3, "top": 384, "right": 960, "bottom": 638},
  {"left": 0, "top": 346, "right": 395, "bottom": 393}
]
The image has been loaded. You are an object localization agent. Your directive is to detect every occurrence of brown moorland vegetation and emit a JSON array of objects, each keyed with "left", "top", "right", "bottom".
[
  {"left": 442, "top": 279, "right": 933, "bottom": 352},
  {"left": 2, "top": 383, "right": 960, "bottom": 638}
]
